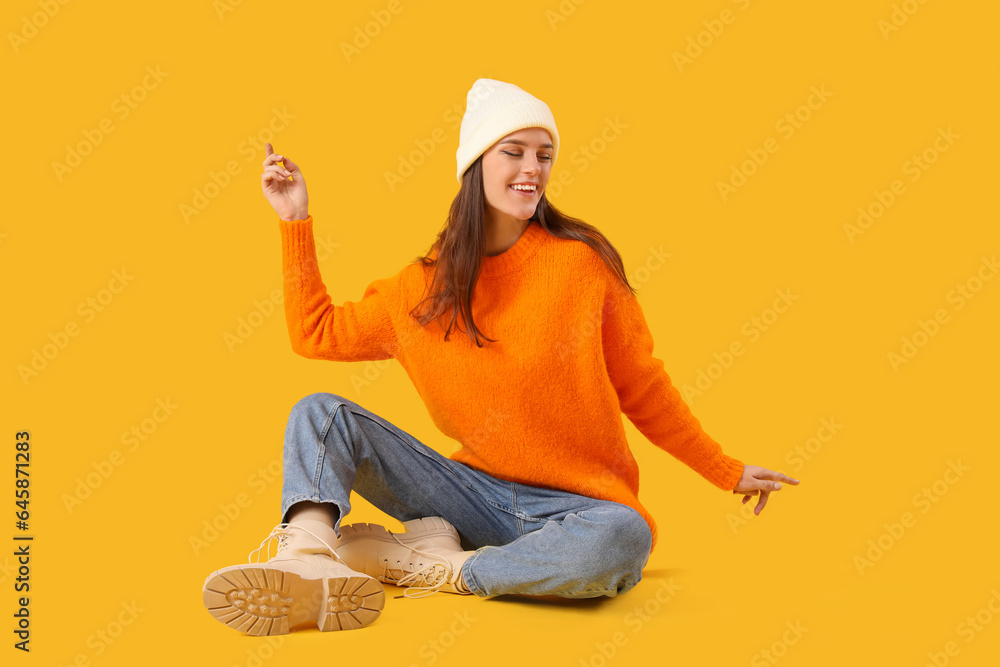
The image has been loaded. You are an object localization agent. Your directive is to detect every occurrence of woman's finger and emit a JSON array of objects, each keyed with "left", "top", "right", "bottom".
[
  {"left": 262, "top": 168, "right": 285, "bottom": 185},
  {"left": 751, "top": 475, "right": 785, "bottom": 492},
  {"left": 266, "top": 163, "right": 292, "bottom": 177},
  {"left": 279, "top": 154, "right": 301, "bottom": 173},
  {"left": 766, "top": 473, "right": 799, "bottom": 486},
  {"left": 263, "top": 144, "right": 289, "bottom": 169},
  {"left": 263, "top": 153, "right": 286, "bottom": 169},
  {"left": 754, "top": 489, "right": 770, "bottom": 515},
  {"left": 757, "top": 469, "right": 801, "bottom": 485}
]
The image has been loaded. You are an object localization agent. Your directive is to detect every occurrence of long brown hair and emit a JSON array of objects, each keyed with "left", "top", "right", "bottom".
[{"left": 408, "top": 155, "right": 637, "bottom": 347}]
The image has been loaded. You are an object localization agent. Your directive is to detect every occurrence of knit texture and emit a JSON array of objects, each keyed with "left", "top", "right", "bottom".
[{"left": 278, "top": 215, "right": 745, "bottom": 552}]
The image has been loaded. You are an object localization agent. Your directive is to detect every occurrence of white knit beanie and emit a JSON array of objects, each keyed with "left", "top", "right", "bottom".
[{"left": 456, "top": 78, "right": 560, "bottom": 183}]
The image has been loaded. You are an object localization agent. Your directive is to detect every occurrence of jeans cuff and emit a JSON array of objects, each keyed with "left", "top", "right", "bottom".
[
  {"left": 280, "top": 495, "right": 345, "bottom": 530},
  {"left": 461, "top": 548, "right": 489, "bottom": 598}
]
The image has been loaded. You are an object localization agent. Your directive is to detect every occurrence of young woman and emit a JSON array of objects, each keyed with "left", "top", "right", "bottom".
[{"left": 201, "top": 78, "right": 800, "bottom": 637}]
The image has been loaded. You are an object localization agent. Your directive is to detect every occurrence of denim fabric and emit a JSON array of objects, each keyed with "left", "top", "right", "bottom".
[{"left": 281, "top": 392, "right": 652, "bottom": 599}]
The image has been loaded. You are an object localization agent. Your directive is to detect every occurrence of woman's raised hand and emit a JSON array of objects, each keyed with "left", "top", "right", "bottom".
[
  {"left": 732, "top": 464, "right": 800, "bottom": 516},
  {"left": 262, "top": 142, "right": 309, "bottom": 222}
]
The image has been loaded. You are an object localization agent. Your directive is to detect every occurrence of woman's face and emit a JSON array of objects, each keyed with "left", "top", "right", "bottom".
[{"left": 480, "top": 127, "right": 554, "bottom": 225}]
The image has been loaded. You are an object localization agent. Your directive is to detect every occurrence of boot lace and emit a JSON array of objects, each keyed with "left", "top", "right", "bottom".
[
  {"left": 381, "top": 540, "right": 461, "bottom": 599},
  {"left": 247, "top": 522, "right": 350, "bottom": 566}
]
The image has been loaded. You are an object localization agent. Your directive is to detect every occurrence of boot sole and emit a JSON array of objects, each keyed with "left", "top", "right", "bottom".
[{"left": 202, "top": 565, "right": 384, "bottom": 635}]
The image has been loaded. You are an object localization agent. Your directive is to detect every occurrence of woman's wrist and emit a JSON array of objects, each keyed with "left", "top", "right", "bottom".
[{"left": 281, "top": 210, "right": 310, "bottom": 222}]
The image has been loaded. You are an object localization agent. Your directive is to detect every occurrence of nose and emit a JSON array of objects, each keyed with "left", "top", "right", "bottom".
[{"left": 522, "top": 156, "right": 542, "bottom": 175}]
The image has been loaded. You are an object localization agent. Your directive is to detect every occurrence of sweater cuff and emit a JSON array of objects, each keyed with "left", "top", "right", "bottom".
[
  {"left": 277, "top": 215, "right": 314, "bottom": 254},
  {"left": 706, "top": 454, "right": 745, "bottom": 492},
  {"left": 278, "top": 213, "right": 313, "bottom": 225}
]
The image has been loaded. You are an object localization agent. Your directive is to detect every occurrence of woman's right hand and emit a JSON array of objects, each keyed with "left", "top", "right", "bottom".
[
  {"left": 732, "top": 464, "right": 800, "bottom": 516},
  {"left": 262, "top": 142, "right": 309, "bottom": 221}
]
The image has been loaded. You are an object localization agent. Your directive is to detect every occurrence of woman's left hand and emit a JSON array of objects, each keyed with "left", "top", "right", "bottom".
[{"left": 733, "top": 464, "right": 800, "bottom": 515}]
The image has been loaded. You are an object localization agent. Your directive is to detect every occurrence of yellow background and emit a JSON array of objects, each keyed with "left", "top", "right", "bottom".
[{"left": 3, "top": 0, "right": 998, "bottom": 665}]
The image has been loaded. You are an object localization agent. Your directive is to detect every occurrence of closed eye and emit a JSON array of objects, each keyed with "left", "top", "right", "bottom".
[{"left": 502, "top": 151, "right": 552, "bottom": 161}]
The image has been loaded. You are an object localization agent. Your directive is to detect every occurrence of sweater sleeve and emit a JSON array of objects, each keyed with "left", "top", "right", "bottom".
[
  {"left": 601, "top": 276, "right": 744, "bottom": 491},
  {"left": 279, "top": 215, "right": 399, "bottom": 362}
]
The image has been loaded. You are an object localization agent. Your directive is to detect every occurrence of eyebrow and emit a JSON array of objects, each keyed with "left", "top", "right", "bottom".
[{"left": 499, "top": 139, "right": 554, "bottom": 149}]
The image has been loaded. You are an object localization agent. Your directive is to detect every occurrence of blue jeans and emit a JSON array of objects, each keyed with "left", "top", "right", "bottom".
[{"left": 280, "top": 393, "right": 652, "bottom": 599}]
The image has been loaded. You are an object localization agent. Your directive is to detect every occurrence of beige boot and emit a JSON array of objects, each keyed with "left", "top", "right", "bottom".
[
  {"left": 337, "top": 517, "right": 476, "bottom": 598},
  {"left": 202, "top": 519, "right": 384, "bottom": 635}
]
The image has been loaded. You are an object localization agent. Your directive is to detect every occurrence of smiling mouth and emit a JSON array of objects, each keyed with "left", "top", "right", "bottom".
[{"left": 509, "top": 184, "right": 537, "bottom": 196}]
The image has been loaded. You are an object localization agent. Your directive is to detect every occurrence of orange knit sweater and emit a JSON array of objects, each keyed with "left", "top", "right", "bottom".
[{"left": 278, "top": 215, "right": 745, "bottom": 552}]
